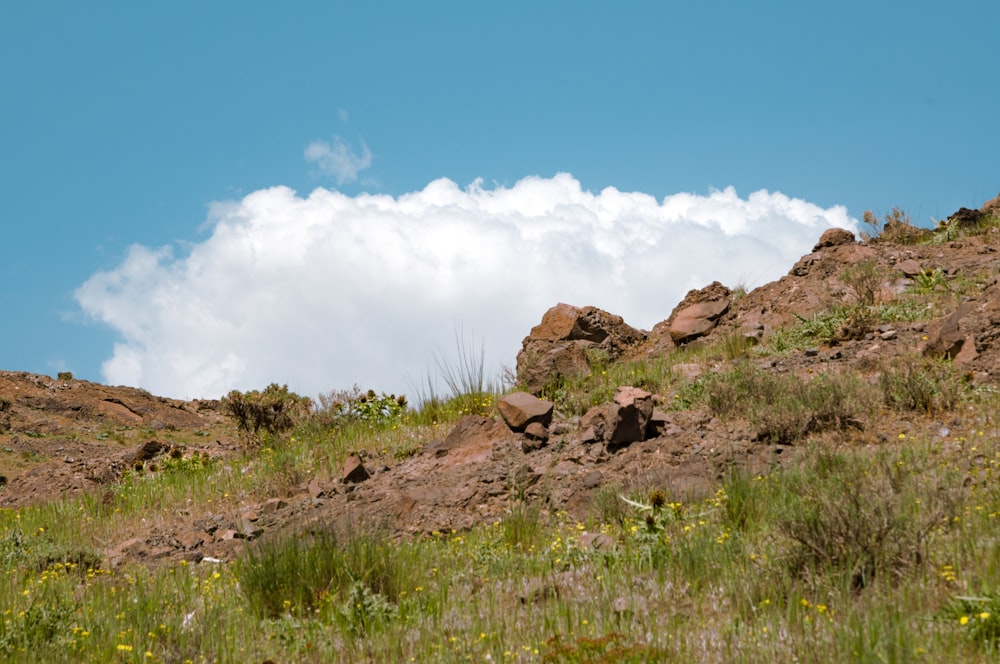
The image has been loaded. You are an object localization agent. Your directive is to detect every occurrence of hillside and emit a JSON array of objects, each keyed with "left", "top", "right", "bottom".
[{"left": 2, "top": 198, "right": 1000, "bottom": 662}]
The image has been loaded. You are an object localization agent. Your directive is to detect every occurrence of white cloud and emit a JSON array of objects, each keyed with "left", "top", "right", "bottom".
[
  {"left": 75, "top": 174, "right": 857, "bottom": 400},
  {"left": 304, "top": 135, "right": 372, "bottom": 184}
]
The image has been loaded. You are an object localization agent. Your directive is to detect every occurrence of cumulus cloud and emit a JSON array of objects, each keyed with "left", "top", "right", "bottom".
[
  {"left": 304, "top": 135, "right": 372, "bottom": 184},
  {"left": 76, "top": 174, "right": 856, "bottom": 400}
]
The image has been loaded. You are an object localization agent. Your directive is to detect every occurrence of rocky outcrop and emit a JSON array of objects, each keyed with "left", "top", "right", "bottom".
[
  {"left": 580, "top": 386, "right": 654, "bottom": 449},
  {"left": 516, "top": 304, "right": 646, "bottom": 394},
  {"left": 813, "top": 228, "right": 855, "bottom": 251},
  {"left": 659, "top": 281, "right": 732, "bottom": 345}
]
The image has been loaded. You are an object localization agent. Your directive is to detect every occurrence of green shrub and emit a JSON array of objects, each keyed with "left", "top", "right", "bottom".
[
  {"left": 314, "top": 386, "right": 407, "bottom": 431},
  {"left": 222, "top": 383, "right": 311, "bottom": 445},
  {"left": 778, "top": 450, "right": 961, "bottom": 590},
  {"left": 879, "top": 357, "right": 967, "bottom": 413}
]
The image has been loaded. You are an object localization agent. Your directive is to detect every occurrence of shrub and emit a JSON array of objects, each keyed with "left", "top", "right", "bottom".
[
  {"left": 314, "top": 386, "right": 407, "bottom": 431},
  {"left": 879, "top": 357, "right": 967, "bottom": 413},
  {"left": 778, "top": 450, "right": 961, "bottom": 590},
  {"left": 222, "top": 383, "right": 311, "bottom": 445},
  {"left": 862, "top": 207, "right": 928, "bottom": 245}
]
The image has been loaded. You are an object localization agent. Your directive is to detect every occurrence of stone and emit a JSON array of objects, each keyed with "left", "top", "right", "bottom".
[
  {"left": 896, "top": 259, "right": 923, "bottom": 277},
  {"left": 813, "top": 227, "right": 856, "bottom": 251},
  {"left": 579, "top": 387, "right": 654, "bottom": 449},
  {"left": 523, "top": 422, "right": 549, "bottom": 443},
  {"left": 516, "top": 304, "right": 646, "bottom": 394},
  {"left": 342, "top": 455, "right": 370, "bottom": 484},
  {"left": 129, "top": 440, "right": 169, "bottom": 463},
  {"left": 497, "top": 392, "right": 554, "bottom": 431},
  {"left": 664, "top": 282, "right": 732, "bottom": 344},
  {"left": 610, "top": 387, "right": 654, "bottom": 447}
]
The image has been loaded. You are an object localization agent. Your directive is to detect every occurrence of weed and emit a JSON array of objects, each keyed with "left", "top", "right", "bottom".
[{"left": 879, "top": 356, "right": 967, "bottom": 413}]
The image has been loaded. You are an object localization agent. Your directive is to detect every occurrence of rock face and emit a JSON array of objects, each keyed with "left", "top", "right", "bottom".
[
  {"left": 516, "top": 304, "right": 646, "bottom": 394},
  {"left": 662, "top": 282, "right": 732, "bottom": 344}
]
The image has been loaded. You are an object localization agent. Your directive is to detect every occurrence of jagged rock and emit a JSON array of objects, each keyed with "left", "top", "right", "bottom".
[
  {"left": 663, "top": 282, "right": 732, "bottom": 344},
  {"left": 610, "top": 387, "right": 654, "bottom": 446},
  {"left": 813, "top": 227, "right": 856, "bottom": 251},
  {"left": 342, "top": 455, "right": 370, "bottom": 483},
  {"left": 579, "top": 386, "right": 654, "bottom": 449},
  {"left": 128, "top": 440, "right": 169, "bottom": 463},
  {"left": 498, "top": 392, "right": 554, "bottom": 431},
  {"left": 516, "top": 303, "right": 646, "bottom": 394},
  {"left": 948, "top": 207, "right": 986, "bottom": 229},
  {"left": 920, "top": 304, "right": 977, "bottom": 365}
]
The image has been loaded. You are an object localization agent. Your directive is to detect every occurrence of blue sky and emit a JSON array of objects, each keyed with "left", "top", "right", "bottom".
[{"left": 2, "top": 2, "right": 998, "bottom": 398}]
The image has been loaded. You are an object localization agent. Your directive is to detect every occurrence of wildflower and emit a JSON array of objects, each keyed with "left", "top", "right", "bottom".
[
  {"left": 960, "top": 615, "right": 970, "bottom": 625},
  {"left": 980, "top": 612, "right": 991, "bottom": 620}
]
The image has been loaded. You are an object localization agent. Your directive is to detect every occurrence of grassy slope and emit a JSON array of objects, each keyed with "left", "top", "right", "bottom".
[{"left": 3, "top": 216, "right": 1000, "bottom": 662}]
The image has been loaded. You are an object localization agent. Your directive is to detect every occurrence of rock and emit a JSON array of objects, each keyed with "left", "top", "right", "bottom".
[
  {"left": 579, "top": 532, "right": 615, "bottom": 552},
  {"left": 523, "top": 422, "right": 549, "bottom": 443},
  {"left": 579, "top": 387, "right": 654, "bottom": 449},
  {"left": 497, "top": 392, "right": 554, "bottom": 431},
  {"left": 813, "top": 227, "right": 856, "bottom": 251},
  {"left": 610, "top": 387, "right": 654, "bottom": 447},
  {"left": 646, "top": 409, "right": 671, "bottom": 438},
  {"left": 516, "top": 304, "right": 646, "bottom": 394},
  {"left": 896, "top": 259, "right": 923, "bottom": 277},
  {"left": 920, "top": 304, "right": 975, "bottom": 364},
  {"left": 982, "top": 193, "right": 1000, "bottom": 215},
  {"left": 948, "top": 207, "right": 986, "bottom": 229},
  {"left": 342, "top": 455, "right": 370, "bottom": 484},
  {"left": 128, "top": 440, "right": 169, "bottom": 463},
  {"left": 663, "top": 282, "right": 732, "bottom": 344}
]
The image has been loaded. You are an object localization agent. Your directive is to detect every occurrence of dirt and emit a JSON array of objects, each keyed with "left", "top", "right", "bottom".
[{"left": 2, "top": 214, "right": 1000, "bottom": 568}]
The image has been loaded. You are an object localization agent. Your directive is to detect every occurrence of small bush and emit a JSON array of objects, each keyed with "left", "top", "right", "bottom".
[
  {"left": 841, "top": 260, "right": 884, "bottom": 307},
  {"left": 862, "top": 207, "right": 928, "bottom": 245},
  {"left": 879, "top": 357, "right": 967, "bottom": 413},
  {"left": 56, "top": 371, "right": 73, "bottom": 381},
  {"left": 223, "top": 383, "right": 311, "bottom": 445},
  {"left": 313, "top": 386, "right": 407, "bottom": 431},
  {"left": 778, "top": 450, "right": 961, "bottom": 590},
  {"left": 237, "top": 526, "right": 420, "bottom": 625}
]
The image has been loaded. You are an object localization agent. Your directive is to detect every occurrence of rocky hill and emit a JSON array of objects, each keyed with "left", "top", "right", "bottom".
[{"left": 1, "top": 196, "right": 998, "bottom": 567}]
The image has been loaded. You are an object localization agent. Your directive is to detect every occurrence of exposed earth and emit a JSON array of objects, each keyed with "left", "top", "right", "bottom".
[{"left": 2, "top": 198, "right": 999, "bottom": 568}]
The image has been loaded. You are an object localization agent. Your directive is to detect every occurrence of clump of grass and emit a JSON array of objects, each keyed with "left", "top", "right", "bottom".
[
  {"left": 702, "top": 362, "right": 871, "bottom": 444},
  {"left": 236, "top": 525, "right": 424, "bottom": 628},
  {"left": 879, "top": 356, "right": 968, "bottom": 413},
  {"left": 778, "top": 448, "right": 962, "bottom": 591}
]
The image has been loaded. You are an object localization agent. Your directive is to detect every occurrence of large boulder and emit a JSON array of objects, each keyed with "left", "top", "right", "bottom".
[
  {"left": 579, "top": 386, "right": 654, "bottom": 449},
  {"left": 813, "top": 228, "right": 856, "bottom": 251},
  {"left": 516, "top": 304, "right": 646, "bottom": 394},
  {"left": 659, "top": 282, "right": 732, "bottom": 345}
]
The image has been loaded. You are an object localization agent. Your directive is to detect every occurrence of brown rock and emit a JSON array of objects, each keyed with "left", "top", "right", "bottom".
[
  {"left": 579, "top": 532, "right": 615, "bottom": 551},
  {"left": 813, "top": 227, "right": 856, "bottom": 251},
  {"left": 982, "top": 193, "right": 1000, "bottom": 215},
  {"left": 128, "top": 440, "right": 169, "bottom": 463},
  {"left": 498, "top": 392, "right": 554, "bottom": 431},
  {"left": 516, "top": 304, "right": 646, "bottom": 394},
  {"left": 896, "top": 259, "right": 923, "bottom": 277},
  {"left": 343, "top": 455, "right": 370, "bottom": 484},
  {"left": 610, "top": 387, "right": 654, "bottom": 447},
  {"left": 523, "top": 422, "right": 549, "bottom": 443}
]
